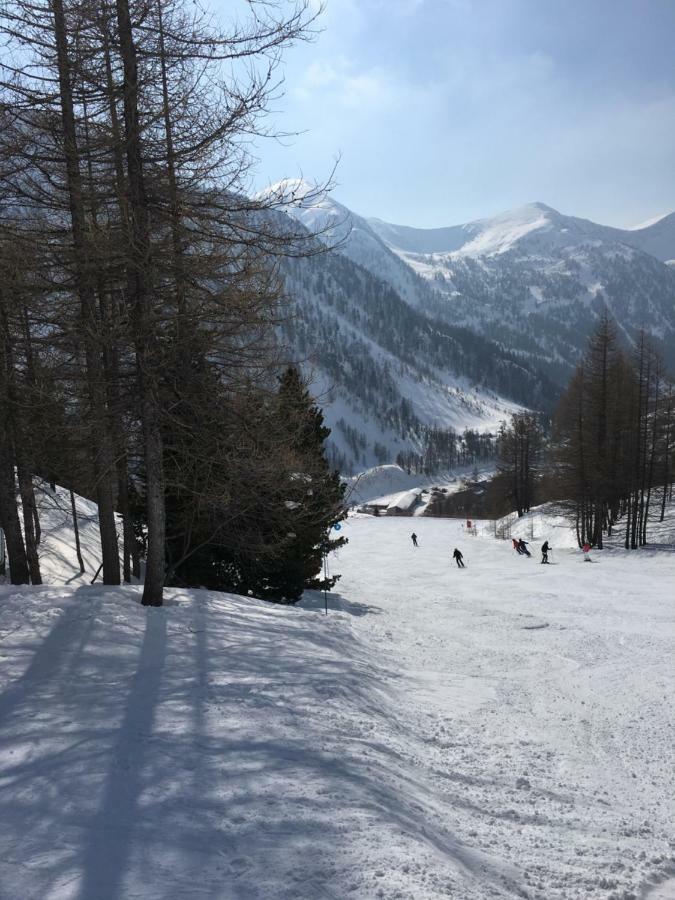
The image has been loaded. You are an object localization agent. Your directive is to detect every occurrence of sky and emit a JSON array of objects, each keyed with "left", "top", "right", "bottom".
[{"left": 212, "top": 0, "right": 675, "bottom": 228}]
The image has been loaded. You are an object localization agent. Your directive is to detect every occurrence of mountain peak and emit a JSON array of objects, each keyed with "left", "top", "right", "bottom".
[
  {"left": 516, "top": 201, "right": 559, "bottom": 215},
  {"left": 258, "top": 178, "right": 324, "bottom": 206}
]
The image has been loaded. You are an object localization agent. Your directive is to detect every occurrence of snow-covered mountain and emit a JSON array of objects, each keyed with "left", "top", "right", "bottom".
[
  {"left": 269, "top": 183, "right": 675, "bottom": 470},
  {"left": 367, "top": 203, "right": 675, "bottom": 384},
  {"left": 268, "top": 182, "right": 556, "bottom": 472},
  {"left": 279, "top": 240, "right": 542, "bottom": 473},
  {"left": 266, "top": 179, "right": 438, "bottom": 311},
  {"left": 370, "top": 203, "right": 675, "bottom": 262}
]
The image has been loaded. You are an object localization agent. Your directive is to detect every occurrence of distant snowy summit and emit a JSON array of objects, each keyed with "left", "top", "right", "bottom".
[
  {"left": 259, "top": 178, "right": 352, "bottom": 238},
  {"left": 265, "top": 179, "right": 675, "bottom": 263},
  {"left": 362, "top": 199, "right": 675, "bottom": 386},
  {"left": 368, "top": 202, "right": 675, "bottom": 262}
]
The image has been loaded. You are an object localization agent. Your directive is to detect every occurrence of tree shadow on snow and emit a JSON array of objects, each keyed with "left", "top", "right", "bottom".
[
  {"left": 0, "top": 588, "right": 520, "bottom": 900},
  {"left": 299, "top": 589, "right": 382, "bottom": 617},
  {"left": 76, "top": 609, "right": 167, "bottom": 900}
]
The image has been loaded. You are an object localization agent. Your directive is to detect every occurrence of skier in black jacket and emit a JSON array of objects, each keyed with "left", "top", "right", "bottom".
[
  {"left": 541, "top": 540, "right": 551, "bottom": 564},
  {"left": 453, "top": 548, "right": 465, "bottom": 568},
  {"left": 518, "top": 539, "right": 531, "bottom": 557},
  {"left": 411, "top": 533, "right": 418, "bottom": 548}
]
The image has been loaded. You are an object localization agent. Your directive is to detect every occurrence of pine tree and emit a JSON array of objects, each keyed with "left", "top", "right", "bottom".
[
  {"left": 266, "top": 366, "right": 348, "bottom": 600},
  {"left": 161, "top": 353, "right": 346, "bottom": 602}
]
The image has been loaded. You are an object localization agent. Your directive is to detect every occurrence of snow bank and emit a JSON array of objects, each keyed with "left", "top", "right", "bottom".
[
  {"left": 492, "top": 502, "right": 580, "bottom": 550},
  {"left": 0, "top": 483, "right": 125, "bottom": 587},
  {"left": 491, "top": 500, "right": 675, "bottom": 552}
]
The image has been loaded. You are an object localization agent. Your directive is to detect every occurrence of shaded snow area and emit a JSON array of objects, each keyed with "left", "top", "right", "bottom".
[
  {"left": 1, "top": 516, "right": 674, "bottom": 899},
  {"left": 0, "top": 586, "right": 405, "bottom": 900}
]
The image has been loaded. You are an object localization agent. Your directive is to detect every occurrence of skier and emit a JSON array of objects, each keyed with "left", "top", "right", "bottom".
[
  {"left": 582, "top": 542, "right": 592, "bottom": 562},
  {"left": 453, "top": 547, "right": 465, "bottom": 568},
  {"left": 541, "top": 540, "right": 551, "bottom": 564},
  {"left": 512, "top": 537, "right": 523, "bottom": 555},
  {"left": 411, "top": 533, "right": 419, "bottom": 548},
  {"left": 518, "top": 538, "right": 531, "bottom": 557}
]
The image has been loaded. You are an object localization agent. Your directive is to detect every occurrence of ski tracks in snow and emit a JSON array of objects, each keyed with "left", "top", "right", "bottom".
[{"left": 326, "top": 516, "right": 675, "bottom": 900}]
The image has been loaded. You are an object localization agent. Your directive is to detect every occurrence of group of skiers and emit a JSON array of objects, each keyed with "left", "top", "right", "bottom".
[
  {"left": 512, "top": 537, "right": 553, "bottom": 563},
  {"left": 410, "top": 531, "right": 593, "bottom": 566},
  {"left": 510, "top": 537, "right": 554, "bottom": 563},
  {"left": 514, "top": 538, "right": 592, "bottom": 563}
]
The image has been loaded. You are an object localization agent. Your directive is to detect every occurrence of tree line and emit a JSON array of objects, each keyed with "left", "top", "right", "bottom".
[
  {"left": 0, "top": 0, "right": 346, "bottom": 604},
  {"left": 494, "top": 314, "right": 674, "bottom": 548},
  {"left": 396, "top": 427, "right": 495, "bottom": 476}
]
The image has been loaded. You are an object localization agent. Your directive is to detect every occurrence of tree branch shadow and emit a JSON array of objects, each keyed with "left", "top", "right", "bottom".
[{"left": 299, "top": 590, "right": 382, "bottom": 617}]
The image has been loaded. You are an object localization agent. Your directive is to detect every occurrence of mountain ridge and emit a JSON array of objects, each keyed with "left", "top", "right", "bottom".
[
  {"left": 368, "top": 202, "right": 675, "bottom": 261},
  {"left": 269, "top": 182, "right": 675, "bottom": 471}
]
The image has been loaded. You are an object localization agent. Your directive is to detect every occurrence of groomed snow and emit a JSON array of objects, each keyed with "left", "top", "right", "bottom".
[{"left": 0, "top": 510, "right": 673, "bottom": 899}]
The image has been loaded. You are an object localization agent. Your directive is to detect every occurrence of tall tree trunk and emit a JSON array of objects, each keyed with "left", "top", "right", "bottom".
[
  {"left": 0, "top": 426, "right": 29, "bottom": 584},
  {"left": 660, "top": 389, "right": 672, "bottom": 522},
  {"left": 20, "top": 306, "right": 42, "bottom": 552},
  {"left": 629, "top": 338, "right": 645, "bottom": 549},
  {"left": 17, "top": 466, "right": 41, "bottom": 584},
  {"left": 70, "top": 488, "right": 85, "bottom": 574},
  {"left": 0, "top": 285, "right": 41, "bottom": 583},
  {"left": 98, "top": 6, "right": 137, "bottom": 583},
  {"left": 80, "top": 66, "right": 131, "bottom": 581},
  {"left": 50, "top": 0, "right": 120, "bottom": 584},
  {"left": 157, "top": 0, "right": 188, "bottom": 335},
  {"left": 641, "top": 367, "right": 660, "bottom": 545},
  {"left": 115, "top": 0, "right": 165, "bottom": 605}
]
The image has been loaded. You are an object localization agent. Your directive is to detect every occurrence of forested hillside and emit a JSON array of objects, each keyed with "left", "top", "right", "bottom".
[{"left": 280, "top": 241, "right": 556, "bottom": 471}]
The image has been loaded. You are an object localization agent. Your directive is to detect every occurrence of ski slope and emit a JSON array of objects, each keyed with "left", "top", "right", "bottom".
[
  {"left": 0, "top": 511, "right": 673, "bottom": 899},
  {"left": 328, "top": 516, "right": 675, "bottom": 899}
]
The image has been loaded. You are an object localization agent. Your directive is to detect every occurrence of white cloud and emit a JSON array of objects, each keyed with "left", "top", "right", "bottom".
[{"left": 294, "top": 57, "right": 410, "bottom": 112}]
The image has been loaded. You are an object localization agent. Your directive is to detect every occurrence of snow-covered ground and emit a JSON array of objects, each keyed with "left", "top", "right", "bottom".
[
  {"left": 0, "top": 507, "right": 673, "bottom": 899},
  {"left": 32, "top": 485, "right": 124, "bottom": 585},
  {"left": 328, "top": 515, "right": 675, "bottom": 899}
]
